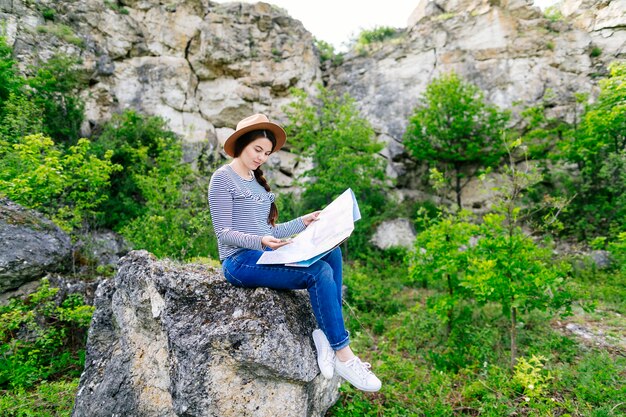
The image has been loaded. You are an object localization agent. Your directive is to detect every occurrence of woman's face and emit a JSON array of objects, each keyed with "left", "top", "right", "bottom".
[{"left": 238, "top": 137, "right": 273, "bottom": 171}]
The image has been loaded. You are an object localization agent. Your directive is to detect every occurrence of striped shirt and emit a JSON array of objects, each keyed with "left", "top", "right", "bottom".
[{"left": 208, "top": 164, "right": 306, "bottom": 261}]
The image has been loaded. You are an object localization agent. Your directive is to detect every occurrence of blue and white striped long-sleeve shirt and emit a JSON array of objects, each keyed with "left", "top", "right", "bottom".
[{"left": 208, "top": 164, "right": 306, "bottom": 261}]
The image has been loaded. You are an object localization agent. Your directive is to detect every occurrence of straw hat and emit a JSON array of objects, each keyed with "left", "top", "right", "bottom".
[{"left": 223, "top": 114, "right": 286, "bottom": 157}]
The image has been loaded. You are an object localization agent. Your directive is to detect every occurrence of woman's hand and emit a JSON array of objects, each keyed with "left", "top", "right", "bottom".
[
  {"left": 302, "top": 210, "right": 321, "bottom": 227},
  {"left": 262, "top": 235, "right": 292, "bottom": 250}
]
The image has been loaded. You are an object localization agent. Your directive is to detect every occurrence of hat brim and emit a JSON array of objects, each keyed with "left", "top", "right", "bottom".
[{"left": 223, "top": 122, "right": 286, "bottom": 157}]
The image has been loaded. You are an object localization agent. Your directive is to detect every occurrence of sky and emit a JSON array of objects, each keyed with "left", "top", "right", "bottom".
[{"left": 219, "top": 0, "right": 560, "bottom": 52}]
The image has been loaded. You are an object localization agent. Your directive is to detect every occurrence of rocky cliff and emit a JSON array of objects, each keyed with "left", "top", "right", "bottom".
[
  {"left": 1, "top": 0, "right": 624, "bottom": 191},
  {"left": 72, "top": 250, "right": 340, "bottom": 417},
  {"left": 328, "top": 0, "right": 625, "bottom": 185},
  {"left": 1, "top": 0, "right": 321, "bottom": 173}
]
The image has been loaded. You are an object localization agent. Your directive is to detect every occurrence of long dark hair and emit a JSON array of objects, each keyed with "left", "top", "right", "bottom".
[{"left": 233, "top": 130, "right": 279, "bottom": 226}]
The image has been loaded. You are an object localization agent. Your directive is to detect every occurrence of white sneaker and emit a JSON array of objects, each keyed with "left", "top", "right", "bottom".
[
  {"left": 312, "top": 329, "right": 335, "bottom": 379},
  {"left": 334, "top": 356, "right": 382, "bottom": 392}
]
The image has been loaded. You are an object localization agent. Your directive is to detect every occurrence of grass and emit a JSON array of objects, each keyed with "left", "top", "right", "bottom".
[
  {"left": 327, "top": 251, "right": 626, "bottom": 416},
  {"left": 2, "top": 249, "right": 623, "bottom": 416}
]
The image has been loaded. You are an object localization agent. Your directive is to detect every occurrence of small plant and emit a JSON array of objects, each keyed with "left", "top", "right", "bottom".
[
  {"left": 41, "top": 8, "right": 55, "bottom": 21},
  {"left": 546, "top": 40, "right": 555, "bottom": 51},
  {"left": 104, "top": 0, "right": 129, "bottom": 14},
  {"left": 271, "top": 48, "right": 282, "bottom": 62},
  {"left": 0, "top": 279, "right": 94, "bottom": 390},
  {"left": 36, "top": 23, "right": 84, "bottom": 46},
  {"left": 435, "top": 12, "right": 456, "bottom": 21},
  {"left": 512, "top": 355, "right": 553, "bottom": 399},
  {"left": 356, "top": 26, "right": 397, "bottom": 47},
  {"left": 314, "top": 39, "right": 343, "bottom": 66},
  {"left": 544, "top": 6, "right": 563, "bottom": 23},
  {"left": 590, "top": 46, "right": 602, "bottom": 57}
]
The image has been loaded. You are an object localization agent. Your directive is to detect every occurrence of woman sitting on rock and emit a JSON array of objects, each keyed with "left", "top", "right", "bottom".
[{"left": 208, "top": 113, "right": 381, "bottom": 392}]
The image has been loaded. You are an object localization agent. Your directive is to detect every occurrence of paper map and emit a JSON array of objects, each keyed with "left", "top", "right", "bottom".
[{"left": 256, "top": 188, "right": 361, "bottom": 266}]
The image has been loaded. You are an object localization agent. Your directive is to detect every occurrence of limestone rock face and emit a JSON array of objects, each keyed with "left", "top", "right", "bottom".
[
  {"left": 560, "top": 0, "right": 626, "bottom": 58},
  {"left": 327, "top": 0, "right": 623, "bottom": 189},
  {"left": 371, "top": 218, "right": 416, "bottom": 250},
  {"left": 72, "top": 250, "right": 340, "bottom": 417},
  {"left": 0, "top": 198, "right": 72, "bottom": 293},
  {"left": 1, "top": 0, "right": 321, "bottom": 183}
]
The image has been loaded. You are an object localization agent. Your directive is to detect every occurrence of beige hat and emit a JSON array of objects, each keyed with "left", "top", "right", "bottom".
[{"left": 223, "top": 114, "right": 286, "bottom": 157}]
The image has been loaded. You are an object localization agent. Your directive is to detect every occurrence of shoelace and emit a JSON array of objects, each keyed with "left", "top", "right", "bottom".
[{"left": 345, "top": 357, "right": 373, "bottom": 380}]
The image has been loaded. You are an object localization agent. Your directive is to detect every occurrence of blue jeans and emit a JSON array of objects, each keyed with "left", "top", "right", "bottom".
[{"left": 222, "top": 247, "right": 350, "bottom": 350}]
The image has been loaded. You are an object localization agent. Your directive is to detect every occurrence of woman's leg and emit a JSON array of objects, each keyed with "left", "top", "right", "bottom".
[
  {"left": 319, "top": 247, "right": 343, "bottom": 308},
  {"left": 222, "top": 249, "right": 350, "bottom": 350}
]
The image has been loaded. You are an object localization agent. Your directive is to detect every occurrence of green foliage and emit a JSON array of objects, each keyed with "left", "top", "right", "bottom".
[
  {"left": 0, "top": 280, "right": 93, "bottom": 390},
  {"left": 25, "top": 54, "right": 87, "bottom": 144},
  {"left": 35, "top": 24, "right": 83, "bottom": 47},
  {"left": 104, "top": 0, "right": 129, "bottom": 14},
  {"left": 92, "top": 110, "right": 180, "bottom": 228},
  {"left": 356, "top": 26, "right": 398, "bottom": 46},
  {"left": 94, "top": 110, "right": 218, "bottom": 260},
  {"left": 409, "top": 210, "right": 479, "bottom": 334},
  {"left": 0, "top": 36, "right": 20, "bottom": 106},
  {"left": 41, "top": 8, "right": 55, "bottom": 21},
  {"left": 0, "top": 134, "right": 120, "bottom": 231},
  {"left": 590, "top": 46, "right": 602, "bottom": 58},
  {"left": 403, "top": 71, "right": 510, "bottom": 208},
  {"left": 0, "top": 379, "right": 78, "bottom": 417},
  {"left": 0, "top": 37, "right": 87, "bottom": 145},
  {"left": 544, "top": 6, "right": 563, "bottom": 23},
  {"left": 314, "top": 39, "right": 343, "bottom": 66},
  {"left": 283, "top": 85, "right": 389, "bottom": 257},
  {"left": 558, "top": 62, "right": 626, "bottom": 239}
]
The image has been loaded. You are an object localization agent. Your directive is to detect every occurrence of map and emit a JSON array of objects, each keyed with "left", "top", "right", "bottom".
[{"left": 256, "top": 188, "right": 361, "bottom": 266}]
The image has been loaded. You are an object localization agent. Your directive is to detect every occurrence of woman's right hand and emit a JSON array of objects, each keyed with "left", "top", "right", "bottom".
[{"left": 262, "top": 235, "right": 292, "bottom": 250}]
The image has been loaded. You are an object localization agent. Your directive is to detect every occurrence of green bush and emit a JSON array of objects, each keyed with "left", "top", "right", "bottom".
[
  {"left": 357, "top": 26, "right": 398, "bottom": 46},
  {"left": 403, "top": 71, "right": 510, "bottom": 208},
  {"left": 0, "top": 379, "right": 78, "bottom": 417},
  {"left": 93, "top": 111, "right": 218, "bottom": 260},
  {"left": 0, "top": 134, "right": 120, "bottom": 231},
  {"left": 0, "top": 37, "right": 86, "bottom": 145},
  {"left": 0, "top": 280, "right": 93, "bottom": 390},
  {"left": 283, "top": 85, "right": 389, "bottom": 258},
  {"left": 546, "top": 62, "right": 626, "bottom": 240}
]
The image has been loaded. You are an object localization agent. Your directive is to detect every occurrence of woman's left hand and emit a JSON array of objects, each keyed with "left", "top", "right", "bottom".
[{"left": 302, "top": 210, "right": 321, "bottom": 226}]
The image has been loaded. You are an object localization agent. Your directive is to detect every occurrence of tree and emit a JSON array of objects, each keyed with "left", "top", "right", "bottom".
[
  {"left": 463, "top": 140, "right": 572, "bottom": 367},
  {"left": 559, "top": 62, "right": 626, "bottom": 239},
  {"left": 409, "top": 210, "right": 479, "bottom": 336},
  {"left": 403, "top": 72, "right": 510, "bottom": 208},
  {"left": 283, "top": 85, "right": 388, "bottom": 256}
]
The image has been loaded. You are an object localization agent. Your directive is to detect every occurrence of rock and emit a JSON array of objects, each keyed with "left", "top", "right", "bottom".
[
  {"left": 589, "top": 250, "right": 612, "bottom": 270},
  {"left": 371, "top": 218, "right": 416, "bottom": 250},
  {"left": 72, "top": 250, "right": 340, "bottom": 417},
  {"left": 328, "top": 0, "right": 622, "bottom": 189},
  {"left": 0, "top": 198, "right": 72, "bottom": 293},
  {"left": 0, "top": 274, "right": 101, "bottom": 307},
  {"left": 73, "top": 230, "right": 131, "bottom": 270}
]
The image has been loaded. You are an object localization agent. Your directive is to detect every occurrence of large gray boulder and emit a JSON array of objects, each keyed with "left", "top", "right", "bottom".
[
  {"left": 73, "top": 250, "right": 340, "bottom": 417},
  {"left": 0, "top": 198, "right": 72, "bottom": 293}
]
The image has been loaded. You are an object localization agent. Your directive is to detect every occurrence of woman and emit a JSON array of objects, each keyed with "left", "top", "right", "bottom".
[{"left": 208, "top": 113, "right": 381, "bottom": 392}]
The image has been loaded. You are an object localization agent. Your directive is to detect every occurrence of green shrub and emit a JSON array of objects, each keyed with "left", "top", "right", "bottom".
[
  {"left": 0, "top": 379, "right": 78, "bottom": 417},
  {"left": 403, "top": 71, "right": 510, "bottom": 208},
  {"left": 93, "top": 111, "right": 218, "bottom": 260},
  {"left": 357, "top": 26, "right": 397, "bottom": 46},
  {"left": 0, "top": 134, "right": 120, "bottom": 231},
  {"left": 0, "top": 280, "right": 93, "bottom": 390},
  {"left": 283, "top": 85, "right": 389, "bottom": 257},
  {"left": 590, "top": 46, "right": 602, "bottom": 57},
  {"left": 41, "top": 8, "right": 55, "bottom": 21},
  {"left": 35, "top": 24, "right": 83, "bottom": 47}
]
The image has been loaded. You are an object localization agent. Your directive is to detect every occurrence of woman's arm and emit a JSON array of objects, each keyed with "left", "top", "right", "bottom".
[
  {"left": 208, "top": 170, "right": 264, "bottom": 251},
  {"left": 270, "top": 210, "right": 321, "bottom": 238}
]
